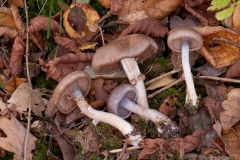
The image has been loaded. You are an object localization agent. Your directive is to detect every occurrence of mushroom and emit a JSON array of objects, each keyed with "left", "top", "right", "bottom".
[
  {"left": 92, "top": 34, "right": 158, "bottom": 108},
  {"left": 53, "top": 71, "right": 142, "bottom": 146},
  {"left": 167, "top": 28, "right": 203, "bottom": 115},
  {"left": 107, "top": 84, "right": 181, "bottom": 139}
]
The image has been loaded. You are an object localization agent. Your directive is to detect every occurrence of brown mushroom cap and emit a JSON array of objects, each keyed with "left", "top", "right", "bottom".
[
  {"left": 107, "top": 84, "right": 137, "bottom": 119},
  {"left": 52, "top": 71, "right": 91, "bottom": 114},
  {"left": 167, "top": 28, "right": 203, "bottom": 52},
  {"left": 92, "top": 34, "right": 158, "bottom": 74}
]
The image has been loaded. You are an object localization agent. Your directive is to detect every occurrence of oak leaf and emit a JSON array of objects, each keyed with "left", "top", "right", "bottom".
[
  {"left": 0, "top": 113, "right": 37, "bottom": 160},
  {"left": 7, "top": 83, "right": 46, "bottom": 117},
  {"left": 5, "top": 76, "right": 26, "bottom": 93},
  {"left": 194, "top": 26, "right": 240, "bottom": 68}
]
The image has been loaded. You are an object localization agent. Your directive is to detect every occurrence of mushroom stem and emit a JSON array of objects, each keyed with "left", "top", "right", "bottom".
[
  {"left": 119, "top": 97, "right": 180, "bottom": 138},
  {"left": 182, "top": 39, "right": 198, "bottom": 114},
  {"left": 71, "top": 87, "right": 142, "bottom": 146},
  {"left": 120, "top": 58, "right": 149, "bottom": 109}
]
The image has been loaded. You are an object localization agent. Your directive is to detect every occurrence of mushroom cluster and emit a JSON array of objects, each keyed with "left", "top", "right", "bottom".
[{"left": 53, "top": 34, "right": 182, "bottom": 146}]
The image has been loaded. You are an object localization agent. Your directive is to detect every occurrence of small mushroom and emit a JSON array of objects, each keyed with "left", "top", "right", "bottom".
[
  {"left": 53, "top": 71, "right": 142, "bottom": 146},
  {"left": 92, "top": 34, "right": 158, "bottom": 109},
  {"left": 167, "top": 28, "right": 203, "bottom": 115},
  {"left": 107, "top": 84, "right": 181, "bottom": 139}
]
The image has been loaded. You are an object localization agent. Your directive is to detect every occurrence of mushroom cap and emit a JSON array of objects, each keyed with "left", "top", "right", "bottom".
[
  {"left": 167, "top": 28, "right": 203, "bottom": 52},
  {"left": 53, "top": 71, "right": 91, "bottom": 114},
  {"left": 107, "top": 84, "right": 137, "bottom": 119},
  {"left": 92, "top": 34, "right": 158, "bottom": 74}
]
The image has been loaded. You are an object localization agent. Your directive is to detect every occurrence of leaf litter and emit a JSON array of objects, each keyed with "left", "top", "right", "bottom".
[{"left": 1, "top": 0, "right": 240, "bottom": 159}]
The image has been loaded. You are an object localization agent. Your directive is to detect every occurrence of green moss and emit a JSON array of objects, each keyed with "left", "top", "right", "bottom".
[
  {"left": 32, "top": 72, "right": 58, "bottom": 90},
  {"left": 33, "top": 139, "right": 48, "bottom": 160},
  {"left": 138, "top": 118, "right": 158, "bottom": 138},
  {"left": 0, "top": 152, "right": 13, "bottom": 160}
]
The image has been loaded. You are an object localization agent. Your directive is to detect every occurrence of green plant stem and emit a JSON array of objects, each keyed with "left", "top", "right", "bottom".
[{"left": 23, "top": 0, "right": 33, "bottom": 160}]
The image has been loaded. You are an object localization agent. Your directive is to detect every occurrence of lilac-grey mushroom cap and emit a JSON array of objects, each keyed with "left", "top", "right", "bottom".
[
  {"left": 52, "top": 71, "right": 91, "bottom": 113},
  {"left": 107, "top": 84, "right": 137, "bottom": 119},
  {"left": 167, "top": 28, "right": 203, "bottom": 52},
  {"left": 92, "top": 34, "right": 158, "bottom": 74}
]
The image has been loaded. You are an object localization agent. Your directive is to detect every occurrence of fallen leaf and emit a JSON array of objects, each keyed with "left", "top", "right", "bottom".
[
  {"left": 171, "top": 51, "right": 199, "bottom": 69},
  {"left": 205, "top": 82, "right": 228, "bottom": 102},
  {"left": 227, "top": 88, "right": 240, "bottom": 100},
  {"left": 8, "top": 0, "right": 24, "bottom": 8},
  {"left": 102, "top": 79, "right": 118, "bottom": 93},
  {"left": 39, "top": 51, "right": 94, "bottom": 81},
  {"left": 170, "top": 15, "right": 203, "bottom": 30},
  {"left": 5, "top": 75, "right": 26, "bottom": 93},
  {"left": 138, "top": 130, "right": 204, "bottom": 159},
  {"left": 0, "top": 7, "right": 18, "bottom": 30},
  {"left": 158, "top": 97, "right": 175, "bottom": 116},
  {"left": 0, "top": 26, "right": 18, "bottom": 38},
  {"left": 7, "top": 83, "right": 46, "bottom": 117},
  {"left": 119, "top": 17, "right": 168, "bottom": 38},
  {"left": 224, "top": 58, "right": 240, "bottom": 79},
  {"left": 91, "top": 78, "right": 110, "bottom": 101},
  {"left": 146, "top": 74, "right": 176, "bottom": 90},
  {"left": 194, "top": 62, "right": 227, "bottom": 76},
  {"left": 203, "top": 97, "right": 224, "bottom": 121},
  {"left": 65, "top": 107, "right": 84, "bottom": 125},
  {"left": 97, "top": 0, "right": 111, "bottom": 8},
  {"left": 27, "top": 15, "right": 66, "bottom": 36},
  {"left": 0, "top": 113, "right": 37, "bottom": 160},
  {"left": 233, "top": 5, "right": 240, "bottom": 33},
  {"left": 52, "top": 126, "right": 76, "bottom": 160},
  {"left": 44, "top": 98, "right": 57, "bottom": 118},
  {"left": 194, "top": 26, "right": 240, "bottom": 68},
  {"left": 220, "top": 91, "right": 240, "bottom": 131},
  {"left": 221, "top": 121, "right": 240, "bottom": 159},
  {"left": 7, "top": 35, "right": 25, "bottom": 76},
  {"left": 10, "top": 4, "right": 25, "bottom": 32}
]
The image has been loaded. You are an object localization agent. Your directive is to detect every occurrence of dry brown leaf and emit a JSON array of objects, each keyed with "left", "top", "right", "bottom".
[
  {"left": 194, "top": 26, "right": 240, "bottom": 68},
  {"left": 224, "top": 58, "right": 240, "bottom": 79},
  {"left": 170, "top": 15, "right": 203, "bottom": 30},
  {"left": 44, "top": 98, "right": 57, "bottom": 118},
  {"left": 138, "top": 130, "right": 204, "bottom": 159},
  {"left": 27, "top": 15, "right": 66, "bottom": 36},
  {"left": 5, "top": 75, "right": 26, "bottom": 93},
  {"left": 146, "top": 75, "right": 176, "bottom": 90},
  {"left": 0, "top": 26, "right": 17, "bottom": 38},
  {"left": 195, "top": 62, "right": 227, "bottom": 76},
  {"left": 102, "top": 79, "right": 118, "bottom": 93},
  {"left": 0, "top": 7, "right": 18, "bottom": 30},
  {"left": 8, "top": 35, "right": 25, "bottom": 76},
  {"left": 39, "top": 52, "right": 93, "bottom": 81},
  {"left": 7, "top": 83, "right": 46, "bottom": 117},
  {"left": 119, "top": 17, "right": 168, "bottom": 38},
  {"left": 220, "top": 99, "right": 240, "bottom": 131},
  {"left": 53, "top": 35, "right": 78, "bottom": 52},
  {"left": 91, "top": 78, "right": 110, "bottom": 101},
  {"left": 233, "top": 5, "right": 240, "bottom": 33},
  {"left": 10, "top": 4, "right": 25, "bottom": 32},
  {"left": 65, "top": 108, "right": 84, "bottom": 125},
  {"left": 110, "top": 0, "right": 182, "bottom": 24},
  {"left": 0, "top": 113, "right": 37, "bottom": 160},
  {"left": 203, "top": 97, "right": 224, "bottom": 121},
  {"left": 205, "top": 82, "right": 228, "bottom": 102},
  {"left": 227, "top": 88, "right": 240, "bottom": 100},
  {"left": 8, "top": 0, "right": 24, "bottom": 8},
  {"left": 158, "top": 97, "right": 175, "bottom": 116},
  {"left": 97, "top": 0, "right": 111, "bottom": 8},
  {"left": 221, "top": 121, "right": 240, "bottom": 159}
]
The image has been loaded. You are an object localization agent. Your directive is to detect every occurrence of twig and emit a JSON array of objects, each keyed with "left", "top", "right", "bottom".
[
  {"left": 147, "top": 77, "right": 184, "bottom": 99},
  {"left": 23, "top": 0, "right": 33, "bottom": 159},
  {"left": 145, "top": 68, "right": 182, "bottom": 86},
  {"left": 196, "top": 75, "right": 240, "bottom": 83},
  {"left": 109, "top": 146, "right": 142, "bottom": 154},
  {"left": 117, "top": 143, "right": 128, "bottom": 160},
  {"left": 213, "top": 38, "right": 240, "bottom": 48}
]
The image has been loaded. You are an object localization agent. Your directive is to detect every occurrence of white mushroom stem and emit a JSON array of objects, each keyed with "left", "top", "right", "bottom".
[
  {"left": 71, "top": 88, "right": 142, "bottom": 146},
  {"left": 182, "top": 39, "right": 198, "bottom": 108},
  {"left": 121, "top": 58, "right": 149, "bottom": 109},
  {"left": 119, "top": 97, "right": 180, "bottom": 138}
]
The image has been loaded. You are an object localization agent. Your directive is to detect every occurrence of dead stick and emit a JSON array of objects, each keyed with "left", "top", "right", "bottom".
[
  {"left": 213, "top": 38, "right": 240, "bottom": 48},
  {"left": 117, "top": 143, "right": 128, "bottom": 160},
  {"left": 109, "top": 146, "right": 142, "bottom": 154}
]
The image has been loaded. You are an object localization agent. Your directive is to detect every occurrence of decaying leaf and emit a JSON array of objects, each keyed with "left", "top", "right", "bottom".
[
  {"left": 0, "top": 26, "right": 18, "bottom": 38},
  {"left": 170, "top": 15, "right": 203, "bottom": 30},
  {"left": 194, "top": 26, "right": 240, "bottom": 68},
  {"left": 27, "top": 15, "right": 66, "bottom": 36},
  {"left": 63, "top": 3, "right": 100, "bottom": 41},
  {"left": 91, "top": 78, "right": 110, "bottom": 101},
  {"left": 0, "top": 7, "right": 18, "bottom": 30},
  {"left": 138, "top": 130, "right": 204, "bottom": 159},
  {"left": 119, "top": 17, "right": 168, "bottom": 38},
  {"left": 10, "top": 4, "right": 25, "bottom": 32},
  {"left": 224, "top": 58, "right": 240, "bottom": 79},
  {"left": 158, "top": 97, "right": 175, "bottom": 116},
  {"left": 146, "top": 74, "right": 176, "bottom": 90},
  {"left": 39, "top": 52, "right": 94, "bottom": 81},
  {"left": 203, "top": 97, "right": 224, "bottom": 121},
  {"left": 7, "top": 83, "right": 46, "bottom": 117},
  {"left": 110, "top": 0, "right": 182, "bottom": 24},
  {"left": 97, "top": 0, "right": 111, "bottom": 8},
  {"left": 194, "top": 62, "right": 227, "bottom": 76},
  {"left": 0, "top": 113, "right": 37, "bottom": 160},
  {"left": 232, "top": 5, "right": 240, "bottom": 33},
  {"left": 221, "top": 121, "right": 240, "bottom": 159},
  {"left": 219, "top": 88, "right": 240, "bottom": 131},
  {"left": 5, "top": 75, "right": 26, "bottom": 93},
  {"left": 8, "top": 0, "right": 24, "bottom": 8},
  {"left": 8, "top": 35, "right": 25, "bottom": 76},
  {"left": 205, "top": 82, "right": 228, "bottom": 102}
]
